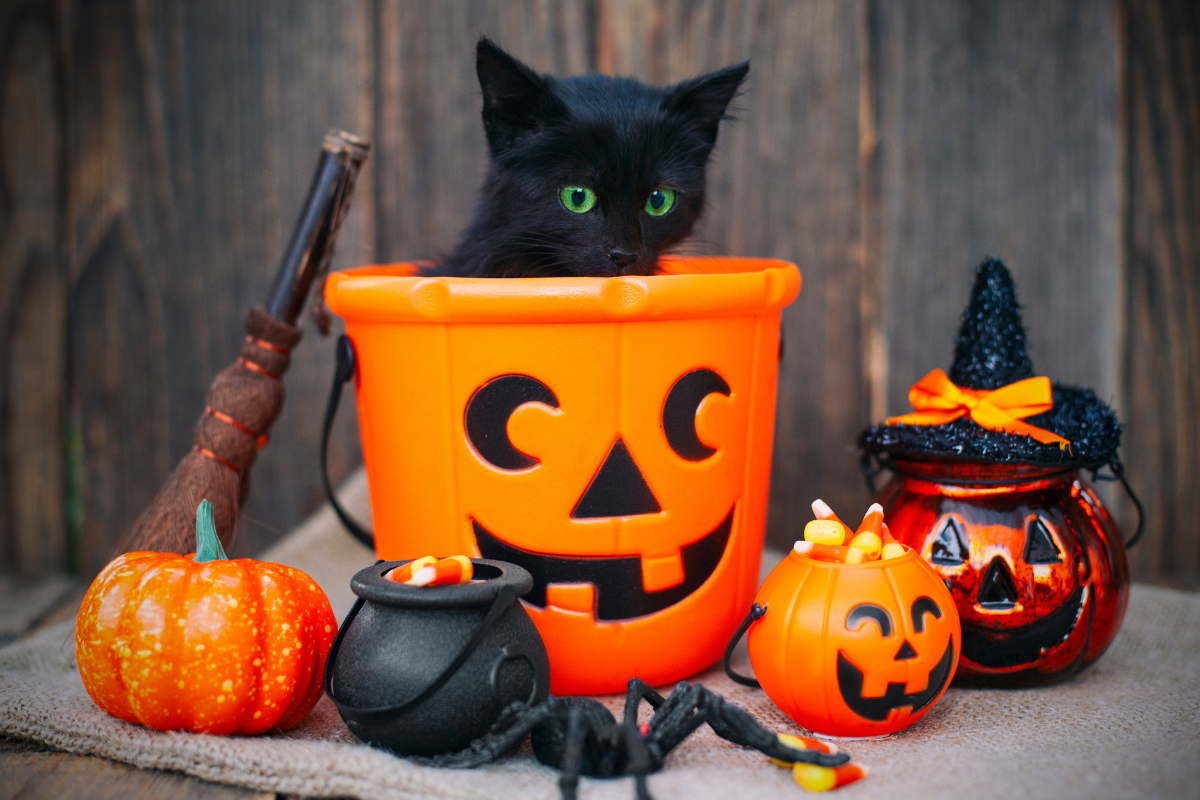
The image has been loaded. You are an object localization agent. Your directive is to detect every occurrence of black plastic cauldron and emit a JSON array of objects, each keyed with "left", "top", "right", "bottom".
[{"left": 324, "top": 559, "right": 550, "bottom": 756}]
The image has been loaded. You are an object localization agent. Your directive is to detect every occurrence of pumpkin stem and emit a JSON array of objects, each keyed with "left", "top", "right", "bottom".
[{"left": 194, "top": 499, "right": 229, "bottom": 563}]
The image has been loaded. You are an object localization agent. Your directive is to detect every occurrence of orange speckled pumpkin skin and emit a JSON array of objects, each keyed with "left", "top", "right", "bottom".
[{"left": 76, "top": 551, "right": 336, "bottom": 735}]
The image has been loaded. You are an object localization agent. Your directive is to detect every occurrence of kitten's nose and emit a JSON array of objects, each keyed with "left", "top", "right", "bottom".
[{"left": 608, "top": 250, "right": 637, "bottom": 269}]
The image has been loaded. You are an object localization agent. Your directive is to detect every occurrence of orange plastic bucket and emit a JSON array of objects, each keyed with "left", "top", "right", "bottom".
[{"left": 325, "top": 256, "right": 800, "bottom": 694}]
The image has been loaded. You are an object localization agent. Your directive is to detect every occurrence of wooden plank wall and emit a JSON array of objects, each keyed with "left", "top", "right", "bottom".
[
  {"left": 0, "top": 0, "right": 1195, "bottom": 585},
  {"left": 1120, "top": 0, "right": 1200, "bottom": 582}
]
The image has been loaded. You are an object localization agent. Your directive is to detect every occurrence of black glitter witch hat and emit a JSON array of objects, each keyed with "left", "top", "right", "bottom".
[{"left": 859, "top": 258, "right": 1122, "bottom": 469}]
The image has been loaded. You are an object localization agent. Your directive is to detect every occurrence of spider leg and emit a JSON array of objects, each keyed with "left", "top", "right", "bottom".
[
  {"left": 623, "top": 678, "right": 666, "bottom": 728},
  {"left": 558, "top": 704, "right": 588, "bottom": 800},
  {"left": 414, "top": 700, "right": 558, "bottom": 769},
  {"left": 641, "top": 683, "right": 709, "bottom": 757},
  {"left": 621, "top": 723, "right": 656, "bottom": 800},
  {"left": 695, "top": 686, "right": 850, "bottom": 768},
  {"left": 531, "top": 697, "right": 616, "bottom": 774}
]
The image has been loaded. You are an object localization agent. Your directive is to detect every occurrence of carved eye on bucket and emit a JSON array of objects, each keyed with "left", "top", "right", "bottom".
[
  {"left": 911, "top": 597, "right": 942, "bottom": 633},
  {"left": 661, "top": 369, "right": 730, "bottom": 461},
  {"left": 465, "top": 375, "right": 559, "bottom": 470},
  {"left": 845, "top": 603, "right": 893, "bottom": 638}
]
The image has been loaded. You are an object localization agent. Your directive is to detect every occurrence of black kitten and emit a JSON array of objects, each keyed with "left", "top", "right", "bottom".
[{"left": 431, "top": 39, "right": 749, "bottom": 278}]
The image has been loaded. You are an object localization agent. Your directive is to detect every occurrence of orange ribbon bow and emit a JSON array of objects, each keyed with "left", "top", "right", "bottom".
[{"left": 886, "top": 369, "right": 1070, "bottom": 447}]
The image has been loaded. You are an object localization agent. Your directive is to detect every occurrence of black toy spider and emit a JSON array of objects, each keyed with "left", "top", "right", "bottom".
[{"left": 417, "top": 678, "right": 851, "bottom": 800}]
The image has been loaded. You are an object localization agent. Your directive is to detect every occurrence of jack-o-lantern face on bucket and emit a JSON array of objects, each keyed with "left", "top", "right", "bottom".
[
  {"left": 449, "top": 315, "right": 759, "bottom": 695},
  {"left": 465, "top": 368, "right": 735, "bottom": 620},
  {"left": 748, "top": 547, "right": 960, "bottom": 737},
  {"left": 326, "top": 259, "right": 801, "bottom": 696}
]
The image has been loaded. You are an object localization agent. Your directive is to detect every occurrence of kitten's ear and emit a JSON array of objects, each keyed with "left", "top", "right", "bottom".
[
  {"left": 476, "top": 37, "right": 567, "bottom": 154},
  {"left": 660, "top": 61, "right": 750, "bottom": 149}
]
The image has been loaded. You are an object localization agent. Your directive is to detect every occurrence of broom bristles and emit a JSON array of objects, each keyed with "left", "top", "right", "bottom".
[{"left": 120, "top": 453, "right": 242, "bottom": 554}]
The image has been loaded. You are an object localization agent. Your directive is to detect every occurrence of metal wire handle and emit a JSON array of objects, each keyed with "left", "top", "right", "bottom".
[
  {"left": 324, "top": 579, "right": 518, "bottom": 726},
  {"left": 722, "top": 603, "right": 767, "bottom": 688},
  {"left": 320, "top": 334, "right": 374, "bottom": 546}
]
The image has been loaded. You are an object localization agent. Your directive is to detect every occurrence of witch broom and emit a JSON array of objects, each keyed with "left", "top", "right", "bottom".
[{"left": 120, "top": 130, "right": 369, "bottom": 555}]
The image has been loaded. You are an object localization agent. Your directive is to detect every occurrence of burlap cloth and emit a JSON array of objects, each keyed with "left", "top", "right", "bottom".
[{"left": 3, "top": 470, "right": 1198, "bottom": 799}]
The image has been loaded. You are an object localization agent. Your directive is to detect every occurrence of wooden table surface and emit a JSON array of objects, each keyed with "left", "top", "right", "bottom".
[{"left": 0, "top": 737, "right": 275, "bottom": 800}]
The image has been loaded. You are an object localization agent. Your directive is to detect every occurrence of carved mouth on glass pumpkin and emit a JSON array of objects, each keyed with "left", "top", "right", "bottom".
[
  {"left": 960, "top": 585, "right": 1088, "bottom": 669},
  {"left": 472, "top": 507, "right": 734, "bottom": 621},
  {"left": 836, "top": 638, "right": 955, "bottom": 722}
]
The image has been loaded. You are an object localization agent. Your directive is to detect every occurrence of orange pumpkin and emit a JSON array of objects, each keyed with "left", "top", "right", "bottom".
[
  {"left": 747, "top": 544, "right": 960, "bottom": 737},
  {"left": 76, "top": 500, "right": 336, "bottom": 734}
]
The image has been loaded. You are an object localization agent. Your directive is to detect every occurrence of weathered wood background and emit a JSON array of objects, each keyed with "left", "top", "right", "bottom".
[{"left": 1, "top": 0, "right": 1195, "bottom": 586}]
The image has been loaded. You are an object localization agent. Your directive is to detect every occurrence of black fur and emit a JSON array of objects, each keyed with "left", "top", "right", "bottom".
[{"left": 430, "top": 38, "right": 749, "bottom": 278}]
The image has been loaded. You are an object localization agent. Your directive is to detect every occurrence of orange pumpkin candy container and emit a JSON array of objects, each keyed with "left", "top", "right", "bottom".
[
  {"left": 76, "top": 500, "right": 337, "bottom": 734},
  {"left": 730, "top": 503, "right": 960, "bottom": 738},
  {"left": 324, "top": 257, "right": 799, "bottom": 694},
  {"left": 859, "top": 260, "right": 1134, "bottom": 687}
]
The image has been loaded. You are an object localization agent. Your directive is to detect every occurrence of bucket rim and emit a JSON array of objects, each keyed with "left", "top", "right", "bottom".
[{"left": 325, "top": 256, "right": 801, "bottom": 324}]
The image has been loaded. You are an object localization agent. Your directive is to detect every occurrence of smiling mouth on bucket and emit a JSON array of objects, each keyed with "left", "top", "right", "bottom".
[{"left": 471, "top": 507, "right": 735, "bottom": 621}]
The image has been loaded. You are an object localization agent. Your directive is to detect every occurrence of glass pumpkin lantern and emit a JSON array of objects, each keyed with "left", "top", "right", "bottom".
[
  {"left": 864, "top": 457, "right": 1135, "bottom": 687},
  {"left": 859, "top": 259, "right": 1141, "bottom": 687}
]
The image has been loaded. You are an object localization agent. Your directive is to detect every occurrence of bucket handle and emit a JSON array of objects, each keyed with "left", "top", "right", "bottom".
[
  {"left": 321, "top": 334, "right": 374, "bottom": 547},
  {"left": 722, "top": 602, "right": 767, "bottom": 688},
  {"left": 324, "top": 575, "right": 518, "bottom": 725}
]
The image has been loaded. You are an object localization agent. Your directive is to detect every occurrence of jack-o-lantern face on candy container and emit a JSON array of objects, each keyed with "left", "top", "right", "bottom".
[
  {"left": 747, "top": 544, "right": 960, "bottom": 737},
  {"left": 325, "top": 256, "right": 801, "bottom": 694},
  {"left": 859, "top": 259, "right": 1133, "bottom": 687}
]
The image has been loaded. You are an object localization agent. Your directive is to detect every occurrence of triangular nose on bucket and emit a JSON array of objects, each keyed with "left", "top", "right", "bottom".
[{"left": 571, "top": 439, "right": 662, "bottom": 519}]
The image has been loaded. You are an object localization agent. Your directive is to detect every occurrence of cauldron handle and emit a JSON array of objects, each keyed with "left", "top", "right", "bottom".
[
  {"left": 320, "top": 334, "right": 375, "bottom": 547},
  {"left": 324, "top": 580, "right": 519, "bottom": 725},
  {"left": 488, "top": 645, "right": 540, "bottom": 710},
  {"left": 722, "top": 603, "right": 767, "bottom": 688}
]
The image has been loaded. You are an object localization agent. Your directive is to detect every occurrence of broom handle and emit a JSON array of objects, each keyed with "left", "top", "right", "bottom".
[{"left": 265, "top": 130, "right": 370, "bottom": 323}]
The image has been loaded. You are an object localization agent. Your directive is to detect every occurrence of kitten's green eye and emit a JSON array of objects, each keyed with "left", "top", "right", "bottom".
[
  {"left": 645, "top": 188, "right": 676, "bottom": 216},
  {"left": 560, "top": 186, "right": 597, "bottom": 214}
]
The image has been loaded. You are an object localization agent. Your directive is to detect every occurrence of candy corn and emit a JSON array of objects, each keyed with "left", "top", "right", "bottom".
[
  {"left": 769, "top": 732, "right": 837, "bottom": 767},
  {"left": 811, "top": 499, "right": 843, "bottom": 524},
  {"left": 846, "top": 547, "right": 869, "bottom": 564},
  {"left": 386, "top": 555, "right": 473, "bottom": 586},
  {"left": 794, "top": 541, "right": 853, "bottom": 563},
  {"left": 386, "top": 556, "right": 437, "bottom": 584},
  {"left": 856, "top": 503, "right": 884, "bottom": 537},
  {"left": 802, "top": 500, "right": 900, "bottom": 564},
  {"left": 793, "top": 762, "right": 866, "bottom": 792},
  {"left": 804, "top": 519, "right": 846, "bottom": 546},
  {"left": 847, "top": 530, "right": 882, "bottom": 557}
]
